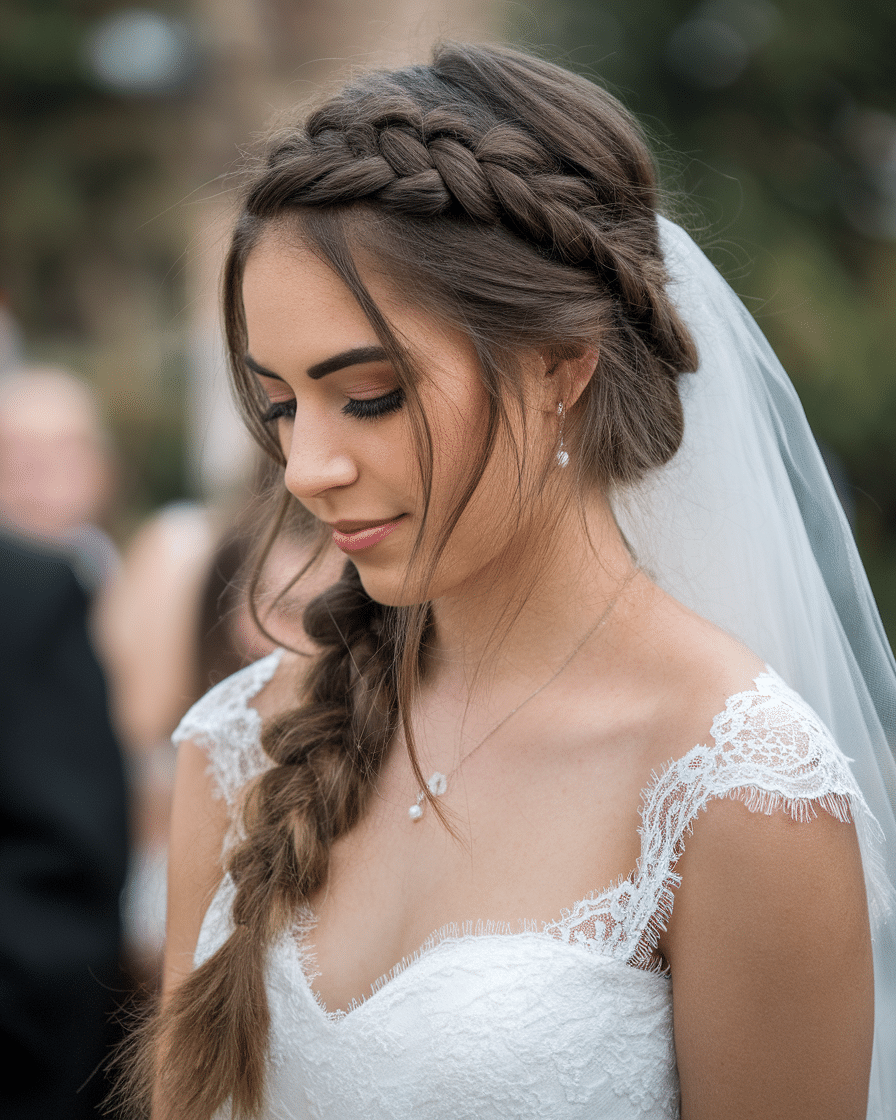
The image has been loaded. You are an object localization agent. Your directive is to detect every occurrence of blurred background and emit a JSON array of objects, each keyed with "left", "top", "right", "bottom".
[
  {"left": 3, "top": 0, "right": 895, "bottom": 610},
  {"left": 0, "top": 0, "right": 894, "bottom": 1103}
]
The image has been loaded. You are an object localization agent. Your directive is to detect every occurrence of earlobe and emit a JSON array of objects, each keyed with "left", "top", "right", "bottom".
[
  {"left": 535, "top": 345, "right": 598, "bottom": 415},
  {"left": 551, "top": 347, "right": 599, "bottom": 411}
]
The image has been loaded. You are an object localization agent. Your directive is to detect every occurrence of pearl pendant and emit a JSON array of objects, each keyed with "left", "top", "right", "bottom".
[
  {"left": 557, "top": 449, "right": 569, "bottom": 468},
  {"left": 408, "top": 772, "right": 448, "bottom": 821}
]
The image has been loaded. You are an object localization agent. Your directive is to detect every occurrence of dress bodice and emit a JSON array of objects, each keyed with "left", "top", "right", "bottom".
[{"left": 175, "top": 651, "right": 871, "bottom": 1119}]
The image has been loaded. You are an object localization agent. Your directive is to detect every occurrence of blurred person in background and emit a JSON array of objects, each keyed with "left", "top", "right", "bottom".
[
  {"left": 0, "top": 366, "right": 119, "bottom": 595},
  {"left": 97, "top": 501, "right": 218, "bottom": 984},
  {"left": 0, "top": 530, "right": 129, "bottom": 1118},
  {"left": 98, "top": 485, "right": 343, "bottom": 984}
]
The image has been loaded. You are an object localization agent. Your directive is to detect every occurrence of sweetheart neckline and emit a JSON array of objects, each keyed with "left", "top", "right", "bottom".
[
  {"left": 199, "top": 661, "right": 830, "bottom": 1019},
  {"left": 283, "top": 914, "right": 671, "bottom": 1024},
  {"left": 279, "top": 665, "right": 797, "bottom": 1018}
]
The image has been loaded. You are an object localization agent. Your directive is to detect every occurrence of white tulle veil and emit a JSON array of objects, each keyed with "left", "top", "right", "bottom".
[{"left": 612, "top": 217, "right": 896, "bottom": 1117}]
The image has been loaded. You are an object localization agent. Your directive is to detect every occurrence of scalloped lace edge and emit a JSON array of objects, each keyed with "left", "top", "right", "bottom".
[
  {"left": 289, "top": 781, "right": 862, "bottom": 1018},
  {"left": 289, "top": 915, "right": 640, "bottom": 1023},
  {"left": 627, "top": 785, "right": 858, "bottom": 973},
  {"left": 195, "top": 660, "right": 882, "bottom": 1021}
]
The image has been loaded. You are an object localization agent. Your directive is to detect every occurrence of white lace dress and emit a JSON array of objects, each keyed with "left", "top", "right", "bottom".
[{"left": 174, "top": 650, "right": 872, "bottom": 1120}]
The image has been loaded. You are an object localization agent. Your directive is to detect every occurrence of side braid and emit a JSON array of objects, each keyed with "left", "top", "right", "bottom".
[
  {"left": 236, "top": 562, "right": 395, "bottom": 892},
  {"left": 143, "top": 563, "right": 402, "bottom": 1120}
]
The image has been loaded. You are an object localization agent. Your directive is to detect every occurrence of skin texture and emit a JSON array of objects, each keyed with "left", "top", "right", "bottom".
[
  {"left": 163, "top": 231, "right": 874, "bottom": 1119},
  {"left": 666, "top": 797, "right": 874, "bottom": 1119},
  {"left": 163, "top": 739, "right": 229, "bottom": 1003}
]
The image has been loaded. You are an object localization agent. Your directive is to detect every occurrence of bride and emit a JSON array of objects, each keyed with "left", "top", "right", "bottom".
[{"left": 139, "top": 43, "right": 896, "bottom": 1120}]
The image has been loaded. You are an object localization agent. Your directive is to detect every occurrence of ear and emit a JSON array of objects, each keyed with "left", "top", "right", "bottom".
[{"left": 540, "top": 346, "right": 599, "bottom": 411}]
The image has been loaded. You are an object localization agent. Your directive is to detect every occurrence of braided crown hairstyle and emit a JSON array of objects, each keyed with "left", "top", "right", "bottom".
[{"left": 135, "top": 43, "right": 697, "bottom": 1120}]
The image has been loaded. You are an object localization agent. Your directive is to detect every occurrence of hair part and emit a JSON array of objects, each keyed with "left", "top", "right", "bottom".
[{"left": 120, "top": 41, "right": 697, "bottom": 1120}]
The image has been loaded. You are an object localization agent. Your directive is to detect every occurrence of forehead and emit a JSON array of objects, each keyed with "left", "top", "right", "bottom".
[
  {"left": 241, "top": 231, "right": 377, "bottom": 359},
  {"left": 240, "top": 227, "right": 485, "bottom": 388}
]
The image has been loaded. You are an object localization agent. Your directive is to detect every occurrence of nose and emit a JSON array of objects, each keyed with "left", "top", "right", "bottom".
[{"left": 282, "top": 419, "right": 358, "bottom": 500}]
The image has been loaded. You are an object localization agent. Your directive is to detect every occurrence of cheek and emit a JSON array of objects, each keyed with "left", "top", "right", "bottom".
[
  {"left": 448, "top": 409, "right": 550, "bottom": 557},
  {"left": 424, "top": 383, "right": 492, "bottom": 505}
]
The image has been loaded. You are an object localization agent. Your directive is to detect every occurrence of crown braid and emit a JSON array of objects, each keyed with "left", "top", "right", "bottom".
[{"left": 249, "top": 94, "right": 675, "bottom": 355}]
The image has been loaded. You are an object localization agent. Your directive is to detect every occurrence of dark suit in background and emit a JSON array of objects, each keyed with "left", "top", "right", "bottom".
[{"left": 0, "top": 533, "right": 129, "bottom": 1118}]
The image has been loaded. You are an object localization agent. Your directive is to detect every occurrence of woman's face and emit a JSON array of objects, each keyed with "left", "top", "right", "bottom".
[{"left": 240, "top": 230, "right": 559, "bottom": 608}]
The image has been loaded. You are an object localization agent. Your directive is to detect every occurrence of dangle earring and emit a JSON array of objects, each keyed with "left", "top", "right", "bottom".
[{"left": 556, "top": 401, "right": 570, "bottom": 468}]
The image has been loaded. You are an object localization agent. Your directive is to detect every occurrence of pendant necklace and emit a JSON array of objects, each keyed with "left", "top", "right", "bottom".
[{"left": 408, "top": 590, "right": 624, "bottom": 821}]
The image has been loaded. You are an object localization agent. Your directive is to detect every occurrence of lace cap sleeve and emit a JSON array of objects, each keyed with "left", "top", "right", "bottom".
[
  {"left": 627, "top": 666, "right": 877, "bottom": 969},
  {"left": 171, "top": 649, "right": 283, "bottom": 809}
]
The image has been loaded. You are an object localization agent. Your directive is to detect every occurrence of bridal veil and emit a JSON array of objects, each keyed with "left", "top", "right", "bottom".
[{"left": 612, "top": 217, "right": 896, "bottom": 1117}]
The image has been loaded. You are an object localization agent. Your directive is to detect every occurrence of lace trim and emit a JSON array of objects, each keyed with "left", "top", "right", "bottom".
[
  {"left": 544, "top": 667, "right": 869, "bottom": 972},
  {"left": 172, "top": 648, "right": 282, "bottom": 803},
  {"left": 291, "top": 668, "right": 869, "bottom": 1015},
  {"left": 172, "top": 649, "right": 283, "bottom": 853},
  {"left": 190, "top": 658, "right": 871, "bottom": 1014},
  {"left": 287, "top": 912, "right": 671, "bottom": 1023}
]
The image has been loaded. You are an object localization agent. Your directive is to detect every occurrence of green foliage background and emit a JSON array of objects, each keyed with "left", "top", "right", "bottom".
[
  {"left": 519, "top": 0, "right": 896, "bottom": 642},
  {"left": 0, "top": 0, "right": 193, "bottom": 529}
]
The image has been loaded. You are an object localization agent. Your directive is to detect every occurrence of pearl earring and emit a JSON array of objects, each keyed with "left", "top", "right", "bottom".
[{"left": 556, "top": 401, "right": 570, "bottom": 468}]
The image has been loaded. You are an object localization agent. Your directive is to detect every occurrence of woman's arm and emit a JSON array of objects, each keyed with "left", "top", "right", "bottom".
[
  {"left": 663, "top": 796, "right": 874, "bottom": 1120},
  {"left": 161, "top": 738, "right": 231, "bottom": 1005},
  {"left": 162, "top": 648, "right": 309, "bottom": 1005}
]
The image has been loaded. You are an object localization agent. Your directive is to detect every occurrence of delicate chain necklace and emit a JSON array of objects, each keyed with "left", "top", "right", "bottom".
[{"left": 408, "top": 590, "right": 623, "bottom": 821}]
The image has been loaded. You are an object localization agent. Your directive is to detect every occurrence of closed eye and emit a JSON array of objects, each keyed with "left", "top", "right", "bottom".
[
  {"left": 261, "top": 388, "right": 405, "bottom": 426},
  {"left": 342, "top": 388, "right": 405, "bottom": 420},
  {"left": 261, "top": 399, "right": 296, "bottom": 424}
]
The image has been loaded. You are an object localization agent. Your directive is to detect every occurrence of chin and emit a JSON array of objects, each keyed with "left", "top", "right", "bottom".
[
  {"left": 350, "top": 564, "right": 419, "bottom": 609},
  {"left": 351, "top": 559, "right": 442, "bottom": 610}
]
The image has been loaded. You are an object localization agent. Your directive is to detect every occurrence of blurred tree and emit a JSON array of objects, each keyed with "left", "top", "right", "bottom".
[
  {"left": 523, "top": 0, "right": 896, "bottom": 642},
  {"left": 0, "top": 0, "right": 498, "bottom": 525},
  {"left": 0, "top": 0, "right": 195, "bottom": 527}
]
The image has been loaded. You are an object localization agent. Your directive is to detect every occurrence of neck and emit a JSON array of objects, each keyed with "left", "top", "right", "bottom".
[{"left": 423, "top": 491, "right": 636, "bottom": 703}]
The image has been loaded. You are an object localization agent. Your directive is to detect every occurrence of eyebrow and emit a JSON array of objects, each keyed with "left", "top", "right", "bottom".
[{"left": 245, "top": 346, "right": 389, "bottom": 382}]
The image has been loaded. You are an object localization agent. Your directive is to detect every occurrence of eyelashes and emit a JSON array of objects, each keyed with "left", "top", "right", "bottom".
[
  {"left": 261, "top": 400, "right": 297, "bottom": 424},
  {"left": 261, "top": 387, "right": 405, "bottom": 426},
  {"left": 342, "top": 388, "right": 405, "bottom": 420}
]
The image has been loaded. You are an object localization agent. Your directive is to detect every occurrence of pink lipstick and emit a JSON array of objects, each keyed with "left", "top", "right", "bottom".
[{"left": 331, "top": 515, "right": 405, "bottom": 553}]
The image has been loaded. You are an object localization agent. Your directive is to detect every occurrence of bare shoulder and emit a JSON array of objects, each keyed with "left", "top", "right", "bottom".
[
  {"left": 163, "top": 736, "right": 231, "bottom": 999},
  {"left": 667, "top": 792, "right": 867, "bottom": 953},
  {"left": 629, "top": 590, "right": 875, "bottom": 1117},
  {"left": 663, "top": 783, "right": 872, "bottom": 1118},
  {"left": 609, "top": 580, "right": 770, "bottom": 773},
  {"left": 249, "top": 646, "right": 317, "bottom": 721}
]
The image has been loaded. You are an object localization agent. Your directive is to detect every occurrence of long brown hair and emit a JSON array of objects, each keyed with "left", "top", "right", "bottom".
[{"left": 128, "top": 42, "right": 697, "bottom": 1120}]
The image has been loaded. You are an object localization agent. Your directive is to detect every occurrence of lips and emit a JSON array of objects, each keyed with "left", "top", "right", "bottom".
[
  {"left": 330, "top": 517, "right": 402, "bottom": 533},
  {"left": 329, "top": 514, "right": 406, "bottom": 553}
]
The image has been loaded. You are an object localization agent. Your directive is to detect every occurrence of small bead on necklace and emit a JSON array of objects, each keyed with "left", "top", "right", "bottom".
[{"left": 407, "top": 590, "right": 624, "bottom": 821}]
